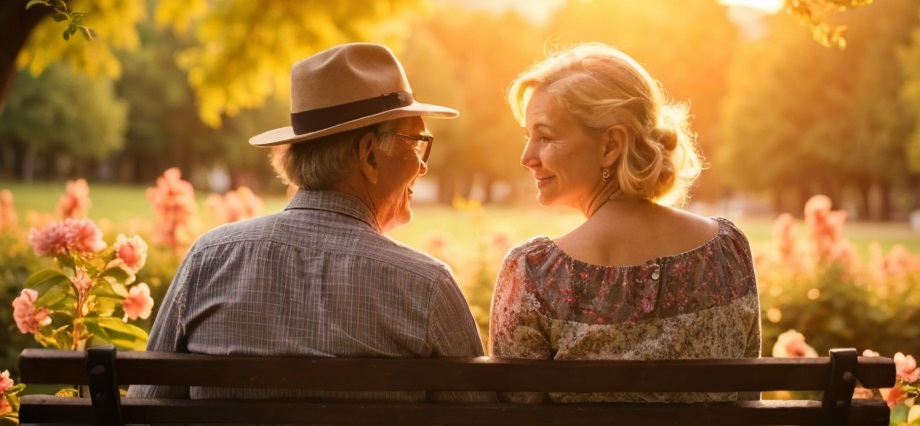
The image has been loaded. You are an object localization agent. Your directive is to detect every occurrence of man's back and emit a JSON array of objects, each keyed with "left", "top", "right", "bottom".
[{"left": 128, "top": 190, "right": 485, "bottom": 402}]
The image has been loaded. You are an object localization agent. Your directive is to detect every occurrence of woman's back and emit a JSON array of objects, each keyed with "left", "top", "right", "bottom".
[
  {"left": 489, "top": 216, "right": 761, "bottom": 403},
  {"left": 554, "top": 200, "right": 720, "bottom": 267}
]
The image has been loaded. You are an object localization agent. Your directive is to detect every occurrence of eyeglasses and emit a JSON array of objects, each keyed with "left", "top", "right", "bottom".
[{"left": 391, "top": 132, "right": 434, "bottom": 163}]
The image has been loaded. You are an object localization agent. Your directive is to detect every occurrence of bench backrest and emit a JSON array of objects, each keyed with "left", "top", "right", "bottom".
[{"left": 19, "top": 347, "right": 895, "bottom": 425}]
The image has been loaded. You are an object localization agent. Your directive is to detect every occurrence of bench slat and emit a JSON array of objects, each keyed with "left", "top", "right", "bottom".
[
  {"left": 19, "top": 348, "right": 895, "bottom": 392},
  {"left": 19, "top": 395, "right": 891, "bottom": 426}
]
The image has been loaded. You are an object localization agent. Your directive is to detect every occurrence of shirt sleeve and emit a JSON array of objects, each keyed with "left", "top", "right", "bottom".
[
  {"left": 425, "top": 266, "right": 497, "bottom": 403},
  {"left": 125, "top": 251, "right": 194, "bottom": 399},
  {"left": 489, "top": 248, "right": 552, "bottom": 404}
]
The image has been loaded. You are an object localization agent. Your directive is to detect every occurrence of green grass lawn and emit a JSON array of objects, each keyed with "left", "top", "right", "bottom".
[{"left": 3, "top": 180, "right": 920, "bottom": 256}]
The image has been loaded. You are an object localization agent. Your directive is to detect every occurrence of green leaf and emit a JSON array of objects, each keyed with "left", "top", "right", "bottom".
[
  {"left": 56, "top": 254, "right": 76, "bottom": 269},
  {"left": 87, "top": 317, "right": 149, "bottom": 350},
  {"left": 53, "top": 10, "right": 69, "bottom": 22},
  {"left": 25, "top": 269, "right": 68, "bottom": 288},
  {"left": 891, "top": 402, "right": 909, "bottom": 424},
  {"left": 25, "top": 0, "right": 51, "bottom": 10},
  {"left": 33, "top": 285, "right": 72, "bottom": 309},
  {"left": 101, "top": 266, "right": 131, "bottom": 284}
]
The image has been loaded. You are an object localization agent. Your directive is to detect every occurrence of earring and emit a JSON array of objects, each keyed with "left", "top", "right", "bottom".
[{"left": 602, "top": 168, "right": 610, "bottom": 181}]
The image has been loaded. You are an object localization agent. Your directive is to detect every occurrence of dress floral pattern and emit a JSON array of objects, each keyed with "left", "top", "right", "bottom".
[{"left": 489, "top": 217, "right": 761, "bottom": 403}]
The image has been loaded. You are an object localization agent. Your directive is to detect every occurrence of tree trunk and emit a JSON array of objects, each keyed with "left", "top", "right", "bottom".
[
  {"left": 22, "top": 143, "right": 38, "bottom": 182},
  {"left": 0, "top": 1, "right": 51, "bottom": 113},
  {"left": 878, "top": 182, "right": 892, "bottom": 222},
  {"left": 856, "top": 182, "right": 871, "bottom": 221}
]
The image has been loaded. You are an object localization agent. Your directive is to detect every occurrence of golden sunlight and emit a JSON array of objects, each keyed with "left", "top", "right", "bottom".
[{"left": 718, "top": 0, "right": 785, "bottom": 14}]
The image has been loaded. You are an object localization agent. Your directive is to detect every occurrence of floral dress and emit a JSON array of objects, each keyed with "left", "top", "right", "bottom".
[{"left": 489, "top": 217, "right": 761, "bottom": 403}]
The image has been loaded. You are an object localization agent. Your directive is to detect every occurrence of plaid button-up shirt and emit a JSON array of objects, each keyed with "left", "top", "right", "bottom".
[{"left": 128, "top": 190, "right": 489, "bottom": 402}]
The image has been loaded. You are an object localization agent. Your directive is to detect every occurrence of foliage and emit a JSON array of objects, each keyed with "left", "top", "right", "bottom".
[
  {"left": 757, "top": 195, "right": 920, "bottom": 357},
  {"left": 719, "top": 0, "right": 920, "bottom": 216},
  {"left": 0, "top": 63, "right": 127, "bottom": 180},
  {"left": 146, "top": 168, "right": 197, "bottom": 254},
  {"left": 25, "top": 0, "right": 93, "bottom": 41},
  {"left": 770, "top": 330, "right": 920, "bottom": 424},
  {"left": 17, "top": 0, "right": 145, "bottom": 80},
  {"left": 785, "top": 0, "right": 875, "bottom": 48},
  {"left": 15, "top": 218, "right": 152, "bottom": 351},
  {"left": 0, "top": 230, "right": 43, "bottom": 381},
  {"left": 400, "top": 6, "right": 542, "bottom": 201},
  {"left": 0, "top": 369, "right": 25, "bottom": 425},
  {"left": 205, "top": 186, "right": 263, "bottom": 225},
  {"left": 898, "top": 9, "right": 920, "bottom": 175},
  {"left": 153, "top": 0, "right": 425, "bottom": 127}
]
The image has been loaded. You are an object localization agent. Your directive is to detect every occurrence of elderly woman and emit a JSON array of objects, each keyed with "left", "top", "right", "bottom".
[{"left": 489, "top": 43, "right": 761, "bottom": 403}]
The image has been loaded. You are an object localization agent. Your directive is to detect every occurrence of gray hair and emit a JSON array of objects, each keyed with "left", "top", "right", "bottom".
[{"left": 270, "top": 119, "right": 402, "bottom": 190}]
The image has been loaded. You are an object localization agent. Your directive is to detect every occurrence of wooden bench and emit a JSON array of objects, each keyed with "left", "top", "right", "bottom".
[{"left": 19, "top": 346, "right": 894, "bottom": 425}]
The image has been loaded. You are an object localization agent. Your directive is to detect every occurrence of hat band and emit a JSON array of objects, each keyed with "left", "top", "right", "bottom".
[{"left": 290, "top": 91, "right": 413, "bottom": 135}]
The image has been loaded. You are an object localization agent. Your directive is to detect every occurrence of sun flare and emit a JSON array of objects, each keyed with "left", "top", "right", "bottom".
[{"left": 718, "top": 0, "right": 785, "bottom": 14}]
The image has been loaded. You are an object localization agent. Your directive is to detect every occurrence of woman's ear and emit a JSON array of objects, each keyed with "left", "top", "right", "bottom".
[
  {"left": 601, "top": 125, "right": 627, "bottom": 168},
  {"left": 358, "top": 132, "right": 380, "bottom": 184}
]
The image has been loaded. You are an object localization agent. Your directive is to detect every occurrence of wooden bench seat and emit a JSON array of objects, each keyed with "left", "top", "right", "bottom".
[{"left": 18, "top": 347, "right": 895, "bottom": 425}]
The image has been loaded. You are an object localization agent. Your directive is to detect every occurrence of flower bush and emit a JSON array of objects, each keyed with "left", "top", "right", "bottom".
[
  {"left": 56, "top": 178, "right": 91, "bottom": 219},
  {"left": 0, "top": 190, "right": 17, "bottom": 231},
  {"left": 757, "top": 195, "right": 920, "bottom": 358},
  {"left": 146, "top": 167, "right": 197, "bottom": 253},
  {"left": 772, "top": 330, "right": 920, "bottom": 424},
  {"left": 0, "top": 369, "right": 24, "bottom": 424},
  {"left": 205, "top": 186, "right": 264, "bottom": 225},
  {"left": 14, "top": 217, "right": 153, "bottom": 351}
]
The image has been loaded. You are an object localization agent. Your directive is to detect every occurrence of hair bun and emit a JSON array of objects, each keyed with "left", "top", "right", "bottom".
[{"left": 650, "top": 126, "right": 678, "bottom": 151}]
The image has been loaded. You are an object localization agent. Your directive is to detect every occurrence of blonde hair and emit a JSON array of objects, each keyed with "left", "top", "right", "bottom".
[{"left": 508, "top": 43, "right": 702, "bottom": 206}]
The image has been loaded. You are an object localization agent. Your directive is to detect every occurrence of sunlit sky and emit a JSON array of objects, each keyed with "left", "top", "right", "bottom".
[
  {"left": 436, "top": 0, "right": 785, "bottom": 23},
  {"left": 718, "top": 0, "right": 785, "bottom": 14},
  {"left": 433, "top": 0, "right": 566, "bottom": 23}
]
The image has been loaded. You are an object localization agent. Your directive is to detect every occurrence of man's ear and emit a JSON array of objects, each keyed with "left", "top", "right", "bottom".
[
  {"left": 602, "top": 125, "right": 627, "bottom": 169},
  {"left": 358, "top": 132, "right": 380, "bottom": 184}
]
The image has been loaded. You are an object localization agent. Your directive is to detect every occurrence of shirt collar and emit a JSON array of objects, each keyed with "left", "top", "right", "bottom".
[{"left": 284, "top": 190, "right": 379, "bottom": 231}]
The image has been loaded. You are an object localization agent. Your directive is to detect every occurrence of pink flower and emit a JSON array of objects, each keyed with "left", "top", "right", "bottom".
[
  {"left": 882, "top": 384, "right": 903, "bottom": 408},
  {"left": 771, "top": 213, "right": 796, "bottom": 261},
  {"left": 114, "top": 234, "right": 147, "bottom": 273},
  {"left": 0, "top": 189, "right": 18, "bottom": 231},
  {"left": 0, "top": 370, "right": 12, "bottom": 393},
  {"left": 0, "top": 370, "right": 12, "bottom": 415},
  {"left": 147, "top": 168, "right": 197, "bottom": 251},
  {"left": 56, "top": 178, "right": 92, "bottom": 219},
  {"left": 28, "top": 218, "right": 106, "bottom": 256},
  {"left": 772, "top": 330, "right": 818, "bottom": 358},
  {"left": 123, "top": 283, "right": 154, "bottom": 320},
  {"left": 72, "top": 267, "right": 94, "bottom": 294},
  {"left": 894, "top": 352, "right": 919, "bottom": 383},
  {"left": 12, "top": 289, "right": 51, "bottom": 334}
]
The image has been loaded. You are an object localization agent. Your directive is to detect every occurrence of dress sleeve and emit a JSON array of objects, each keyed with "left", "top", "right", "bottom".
[
  {"left": 489, "top": 246, "right": 552, "bottom": 403},
  {"left": 733, "top": 222, "right": 763, "bottom": 401},
  {"left": 125, "top": 251, "right": 194, "bottom": 399}
]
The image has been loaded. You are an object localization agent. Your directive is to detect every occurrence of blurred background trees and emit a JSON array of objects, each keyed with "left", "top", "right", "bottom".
[{"left": 3, "top": 0, "right": 920, "bottom": 220}]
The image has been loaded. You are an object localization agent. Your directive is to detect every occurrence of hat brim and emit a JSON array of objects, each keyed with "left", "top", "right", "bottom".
[{"left": 249, "top": 102, "right": 459, "bottom": 147}]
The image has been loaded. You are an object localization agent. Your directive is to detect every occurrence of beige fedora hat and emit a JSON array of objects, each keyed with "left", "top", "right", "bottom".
[{"left": 249, "top": 43, "right": 458, "bottom": 147}]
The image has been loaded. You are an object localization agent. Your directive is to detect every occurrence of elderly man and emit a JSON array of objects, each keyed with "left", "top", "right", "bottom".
[{"left": 128, "top": 43, "right": 488, "bottom": 403}]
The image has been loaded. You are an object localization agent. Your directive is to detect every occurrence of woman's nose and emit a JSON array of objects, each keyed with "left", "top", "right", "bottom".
[{"left": 521, "top": 139, "right": 539, "bottom": 169}]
